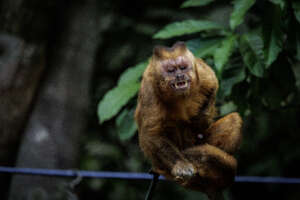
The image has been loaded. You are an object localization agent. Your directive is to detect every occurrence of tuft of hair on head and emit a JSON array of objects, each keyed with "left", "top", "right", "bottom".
[
  {"left": 171, "top": 41, "right": 186, "bottom": 50},
  {"left": 153, "top": 45, "right": 166, "bottom": 58},
  {"left": 153, "top": 41, "right": 188, "bottom": 59}
]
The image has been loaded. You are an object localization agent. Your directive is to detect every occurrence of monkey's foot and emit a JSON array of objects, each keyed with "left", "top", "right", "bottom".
[{"left": 171, "top": 161, "right": 195, "bottom": 181}]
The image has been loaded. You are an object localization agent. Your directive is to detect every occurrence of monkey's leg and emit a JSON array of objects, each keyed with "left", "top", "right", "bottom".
[
  {"left": 205, "top": 112, "right": 242, "bottom": 154},
  {"left": 182, "top": 144, "right": 237, "bottom": 178},
  {"left": 140, "top": 135, "right": 196, "bottom": 180},
  {"left": 181, "top": 144, "right": 237, "bottom": 196}
]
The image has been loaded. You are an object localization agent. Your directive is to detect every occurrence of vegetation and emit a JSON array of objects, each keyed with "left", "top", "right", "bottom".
[
  {"left": 97, "top": 0, "right": 300, "bottom": 199},
  {"left": 1, "top": 0, "right": 300, "bottom": 199}
]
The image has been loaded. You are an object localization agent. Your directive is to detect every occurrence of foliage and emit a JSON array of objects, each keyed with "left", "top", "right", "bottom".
[
  {"left": 95, "top": 0, "right": 300, "bottom": 199},
  {"left": 98, "top": 0, "right": 300, "bottom": 136},
  {"left": 97, "top": 82, "right": 140, "bottom": 124},
  {"left": 180, "top": 0, "right": 214, "bottom": 8},
  {"left": 97, "top": 61, "right": 148, "bottom": 123},
  {"left": 239, "top": 30, "right": 264, "bottom": 77},
  {"left": 153, "top": 19, "right": 224, "bottom": 39},
  {"left": 213, "top": 34, "right": 237, "bottom": 77},
  {"left": 229, "top": 0, "right": 256, "bottom": 30},
  {"left": 116, "top": 108, "right": 137, "bottom": 141}
]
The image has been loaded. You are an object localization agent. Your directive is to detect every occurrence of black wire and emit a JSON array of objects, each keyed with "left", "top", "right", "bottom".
[{"left": 145, "top": 172, "right": 160, "bottom": 200}]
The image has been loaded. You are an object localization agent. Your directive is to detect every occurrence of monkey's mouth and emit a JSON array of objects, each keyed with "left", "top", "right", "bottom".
[{"left": 171, "top": 80, "right": 190, "bottom": 90}]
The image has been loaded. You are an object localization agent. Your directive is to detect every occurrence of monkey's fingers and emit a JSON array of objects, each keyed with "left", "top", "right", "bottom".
[{"left": 171, "top": 161, "right": 196, "bottom": 181}]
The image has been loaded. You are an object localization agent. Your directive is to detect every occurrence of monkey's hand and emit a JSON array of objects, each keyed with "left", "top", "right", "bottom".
[{"left": 171, "top": 161, "right": 196, "bottom": 182}]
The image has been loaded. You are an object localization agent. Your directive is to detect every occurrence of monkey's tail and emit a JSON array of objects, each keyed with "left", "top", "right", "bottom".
[{"left": 207, "top": 190, "right": 224, "bottom": 200}]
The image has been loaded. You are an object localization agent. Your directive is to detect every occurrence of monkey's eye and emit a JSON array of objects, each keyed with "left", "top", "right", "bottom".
[
  {"left": 179, "top": 65, "right": 187, "bottom": 70},
  {"left": 167, "top": 67, "right": 175, "bottom": 73}
]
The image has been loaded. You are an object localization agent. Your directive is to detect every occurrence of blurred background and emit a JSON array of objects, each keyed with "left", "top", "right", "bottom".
[{"left": 0, "top": 0, "right": 300, "bottom": 199}]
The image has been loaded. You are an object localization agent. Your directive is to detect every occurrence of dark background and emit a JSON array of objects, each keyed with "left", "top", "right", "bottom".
[{"left": 1, "top": 0, "right": 300, "bottom": 199}]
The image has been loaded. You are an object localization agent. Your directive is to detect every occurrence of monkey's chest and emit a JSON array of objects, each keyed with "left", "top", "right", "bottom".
[{"left": 166, "top": 120, "right": 208, "bottom": 150}]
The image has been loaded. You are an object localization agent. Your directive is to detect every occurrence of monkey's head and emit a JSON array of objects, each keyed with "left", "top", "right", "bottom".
[{"left": 151, "top": 42, "right": 197, "bottom": 99}]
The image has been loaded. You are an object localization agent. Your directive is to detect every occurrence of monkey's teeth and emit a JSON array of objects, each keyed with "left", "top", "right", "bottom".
[{"left": 176, "top": 81, "right": 187, "bottom": 88}]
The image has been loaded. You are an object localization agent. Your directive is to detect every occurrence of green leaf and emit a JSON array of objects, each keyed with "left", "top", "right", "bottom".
[
  {"left": 220, "top": 101, "right": 237, "bottom": 116},
  {"left": 219, "top": 61, "right": 246, "bottom": 97},
  {"left": 97, "top": 82, "right": 140, "bottom": 124},
  {"left": 181, "top": 0, "right": 214, "bottom": 8},
  {"left": 263, "top": 28, "right": 283, "bottom": 67},
  {"left": 98, "top": 61, "right": 148, "bottom": 124},
  {"left": 239, "top": 31, "right": 265, "bottom": 77},
  {"left": 213, "top": 35, "right": 237, "bottom": 76},
  {"left": 230, "top": 0, "right": 256, "bottom": 30},
  {"left": 263, "top": 5, "right": 283, "bottom": 67},
  {"left": 186, "top": 38, "right": 223, "bottom": 58},
  {"left": 116, "top": 108, "right": 137, "bottom": 141},
  {"left": 153, "top": 20, "right": 224, "bottom": 39},
  {"left": 292, "top": 2, "right": 300, "bottom": 24},
  {"left": 221, "top": 69, "right": 246, "bottom": 97},
  {"left": 118, "top": 61, "right": 148, "bottom": 85},
  {"left": 269, "top": 0, "right": 285, "bottom": 10}
]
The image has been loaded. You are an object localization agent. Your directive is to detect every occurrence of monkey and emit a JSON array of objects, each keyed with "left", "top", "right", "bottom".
[{"left": 134, "top": 42, "right": 242, "bottom": 200}]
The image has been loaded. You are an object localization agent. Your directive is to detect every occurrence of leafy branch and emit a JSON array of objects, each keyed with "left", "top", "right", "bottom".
[{"left": 97, "top": 0, "right": 300, "bottom": 141}]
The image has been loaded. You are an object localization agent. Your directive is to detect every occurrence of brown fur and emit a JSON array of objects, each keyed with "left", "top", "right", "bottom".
[{"left": 135, "top": 42, "right": 242, "bottom": 199}]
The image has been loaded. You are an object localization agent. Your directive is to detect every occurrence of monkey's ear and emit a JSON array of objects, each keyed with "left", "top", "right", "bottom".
[
  {"left": 153, "top": 41, "right": 187, "bottom": 59},
  {"left": 153, "top": 45, "right": 165, "bottom": 58},
  {"left": 172, "top": 41, "right": 187, "bottom": 50}
]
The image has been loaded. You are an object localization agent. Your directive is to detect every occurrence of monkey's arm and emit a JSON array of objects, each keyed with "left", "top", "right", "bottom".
[
  {"left": 195, "top": 58, "right": 219, "bottom": 122},
  {"left": 139, "top": 130, "right": 195, "bottom": 179},
  {"left": 135, "top": 72, "right": 195, "bottom": 179}
]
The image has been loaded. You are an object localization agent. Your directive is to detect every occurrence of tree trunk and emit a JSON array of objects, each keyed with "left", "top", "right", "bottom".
[
  {"left": 2, "top": 0, "right": 106, "bottom": 200},
  {"left": 0, "top": 34, "right": 45, "bottom": 166},
  {"left": 0, "top": 0, "right": 54, "bottom": 197}
]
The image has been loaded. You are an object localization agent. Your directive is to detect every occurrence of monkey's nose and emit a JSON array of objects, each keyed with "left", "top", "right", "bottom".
[{"left": 176, "top": 74, "right": 185, "bottom": 80}]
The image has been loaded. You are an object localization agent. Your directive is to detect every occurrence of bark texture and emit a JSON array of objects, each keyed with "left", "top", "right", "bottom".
[
  {"left": 0, "top": 0, "right": 112, "bottom": 199},
  {"left": 8, "top": 0, "right": 104, "bottom": 199}
]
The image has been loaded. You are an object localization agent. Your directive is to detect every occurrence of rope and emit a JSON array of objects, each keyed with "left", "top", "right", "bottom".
[{"left": 1, "top": 166, "right": 300, "bottom": 184}]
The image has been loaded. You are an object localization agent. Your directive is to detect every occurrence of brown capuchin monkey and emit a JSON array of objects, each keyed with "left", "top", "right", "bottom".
[{"left": 135, "top": 42, "right": 242, "bottom": 200}]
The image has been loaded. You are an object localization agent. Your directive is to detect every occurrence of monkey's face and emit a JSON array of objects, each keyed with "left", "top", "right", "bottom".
[
  {"left": 160, "top": 56, "right": 192, "bottom": 93},
  {"left": 152, "top": 42, "right": 197, "bottom": 97}
]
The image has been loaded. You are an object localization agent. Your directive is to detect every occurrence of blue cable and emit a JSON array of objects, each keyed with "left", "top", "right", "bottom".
[
  {"left": 1, "top": 166, "right": 300, "bottom": 184},
  {"left": 234, "top": 176, "right": 300, "bottom": 184}
]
